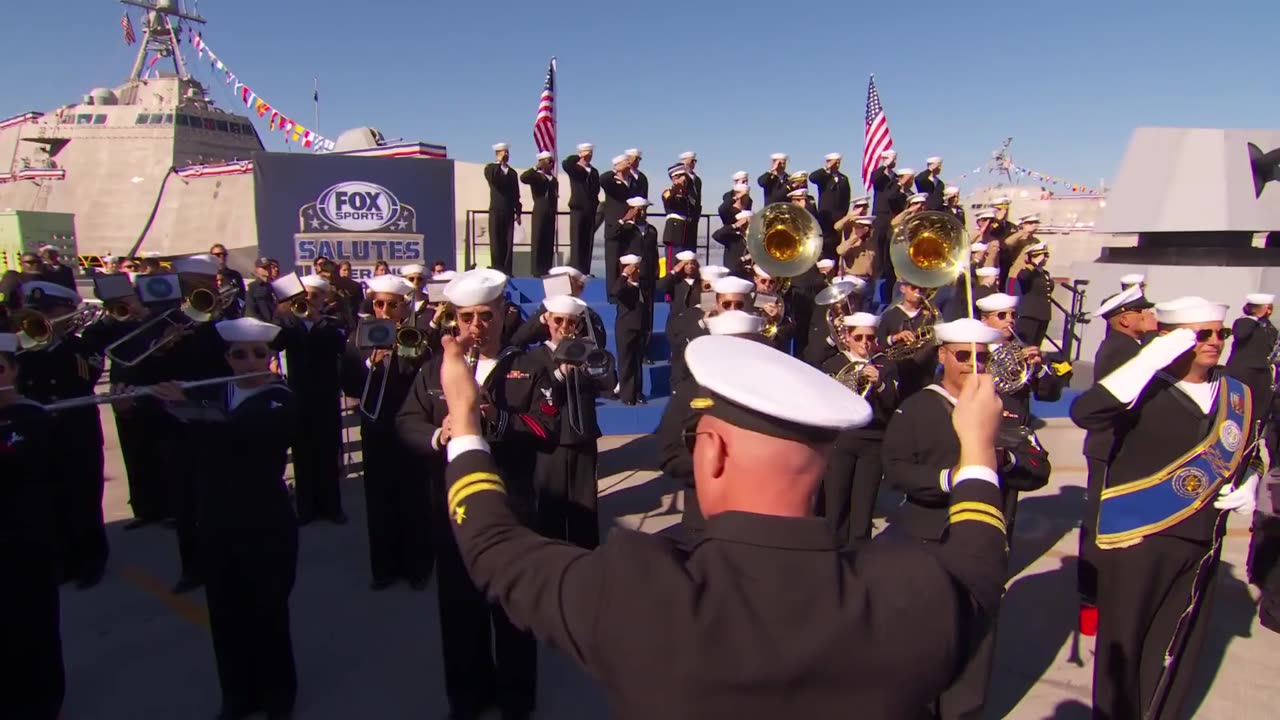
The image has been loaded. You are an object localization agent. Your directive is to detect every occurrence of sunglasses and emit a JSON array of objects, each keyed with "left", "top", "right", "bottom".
[
  {"left": 120, "top": 264, "right": 138, "bottom": 272},
  {"left": 993, "top": 311, "right": 1017, "bottom": 321},
  {"left": 458, "top": 310, "right": 495, "bottom": 324},
  {"left": 952, "top": 349, "right": 991, "bottom": 364},
  {"left": 846, "top": 333, "right": 875, "bottom": 342},
  {"left": 549, "top": 315, "right": 578, "bottom": 326},
  {"left": 681, "top": 427, "right": 714, "bottom": 453},
  {"left": 405, "top": 275, "right": 424, "bottom": 283},
  {"left": 228, "top": 347, "right": 270, "bottom": 361},
  {"left": 1194, "top": 328, "right": 1231, "bottom": 343},
  {"left": 719, "top": 300, "right": 746, "bottom": 311},
  {"left": 373, "top": 299, "right": 403, "bottom": 311},
  {"left": 210, "top": 251, "right": 227, "bottom": 258}
]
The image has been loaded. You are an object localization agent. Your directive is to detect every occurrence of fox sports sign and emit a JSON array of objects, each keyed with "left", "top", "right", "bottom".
[{"left": 316, "top": 181, "right": 401, "bottom": 232}]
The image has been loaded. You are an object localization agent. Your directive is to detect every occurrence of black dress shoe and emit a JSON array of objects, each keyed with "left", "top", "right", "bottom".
[
  {"left": 172, "top": 575, "right": 203, "bottom": 594},
  {"left": 622, "top": 400, "right": 636, "bottom": 406},
  {"left": 328, "top": 510, "right": 349, "bottom": 525},
  {"left": 408, "top": 577, "right": 428, "bottom": 591},
  {"left": 124, "top": 518, "right": 152, "bottom": 531},
  {"left": 636, "top": 395, "right": 648, "bottom": 405},
  {"left": 369, "top": 578, "right": 394, "bottom": 591}
]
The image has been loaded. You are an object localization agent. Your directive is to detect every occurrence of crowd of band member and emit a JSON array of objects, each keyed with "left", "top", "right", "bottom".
[{"left": 0, "top": 145, "right": 1278, "bottom": 719}]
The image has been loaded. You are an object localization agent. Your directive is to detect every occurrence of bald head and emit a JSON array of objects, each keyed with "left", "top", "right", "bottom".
[{"left": 692, "top": 414, "right": 829, "bottom": 519}]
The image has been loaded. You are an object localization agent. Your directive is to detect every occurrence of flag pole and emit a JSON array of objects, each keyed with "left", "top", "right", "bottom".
[{"left": 313, "top": 77, "right": 320, "bottom": 137}]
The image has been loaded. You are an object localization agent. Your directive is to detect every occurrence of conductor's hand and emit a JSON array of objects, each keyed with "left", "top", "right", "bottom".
[
  {"left": 439, "top": 335, "right": 482, "bottom": 438},
  {"left": 952, "top": 373, "right": 1001, "bottom": 472},
  {"left": 148, "top": 381, "right": 188, "bottom": 404}
]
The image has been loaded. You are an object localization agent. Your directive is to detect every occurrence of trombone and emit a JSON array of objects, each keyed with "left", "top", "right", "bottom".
[
  {"left": 105, "top": 286, "right": 237, "bottom": 367},
  {"left": 358, "top": 322, "right": 430, "bottom": 420}
]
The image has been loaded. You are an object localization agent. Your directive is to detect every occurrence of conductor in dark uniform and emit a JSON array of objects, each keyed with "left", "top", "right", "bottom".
[
  {"left": 519, "top": 151, "right": 559, "bottom": 278},
  {"left": 915, "top": 157, "right": 946, "bottom": 210},
  {"left": 612, "top": 254, "right": 647, "bottom": 405},
  {"left": 484, "top": 143, "right": 521, "bottom": 277},
  {"left": 1013, "top": 243, "right": 1054, "bottom": 346},
  {"left": 562, "top": 143, "right": 600, "bottom": 275},
  {"left": 809, "top": 152, "right": 852, "bottom": 259},
  {"left": 757, "top": 153, "right": 791, "bottom": 205},
  {"left": 433, "top": 328, "right": 1013, "bottom": 718},
  {"left": 396, "top": 268, "right": 559, "bottom": 720}
]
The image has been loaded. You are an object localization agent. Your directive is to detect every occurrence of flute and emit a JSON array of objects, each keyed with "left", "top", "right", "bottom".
[{"left": 39, "top": 372, "right": 277, "bottom": 412}]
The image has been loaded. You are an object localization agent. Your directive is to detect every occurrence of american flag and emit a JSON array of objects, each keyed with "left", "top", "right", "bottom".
[
  {"left": 861, "top": 75, "right": 895, "bottom": 192},
  {"left": 532, "top": 58, "right": 557, "bottom": 161},
  {"left": 122, "top": 13, "right": 136, "bottom": 46}
]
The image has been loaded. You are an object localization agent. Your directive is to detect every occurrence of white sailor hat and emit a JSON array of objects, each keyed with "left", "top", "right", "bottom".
[
  {"left": 705, "top": 310, "right": 763, "bottom": 337},
  {"left": 679, "top": 151, "right": 696, "bottom": 161},
  {"left": 770, "top": 153, "right": 788, "bottom": 161},
  {"left": 215, "top": 317, "right": 280, "bottom": 344},
  {"left": 787, "top": 188, "right": 808, "bottom": 198},
  {"left": 896, "top": 167, "right": 916, "bottom": 177},
  {"left": 841, "top": 276, "right": 868, "bottom": 290},
  {"left": 853, "top": 216, "right": 875, "bottom": 226},
  {"left": 753, "top": 266, "right": 771, "bottom": 279},
  {"left": 1120, "top": 273, "right": 1145, "bottom": 286},
  {"left": 434, "top": 270, "right": 458, "bottom": 281},
  {"left": 712, "top": 276, "right": 755, "bottom": 295},
  {"left": 174, "top": 254, "right": 219, "bottom": 275},
  {"left": 1094, "top": 285, "right": 1153, "bottom": 319},
  {"left": 685, "top": 335, "right": 872, "bottom": 440},
  {"left": 841, "top": 312, "right": 880, "bottom": 328},
  {"left": 626, "top": 197, "right": 651, "bottom": 208},
  {"left": 733, "top": 183, "right": 750, "bottom": 194},
  {"left": 699, "top": 265, "right": 731, "bottom": 282},
  {"left": 270, "top": 273, "right": 305, "bottom": 300},
  {"left": 881, "top": 149, "right": 897, "bottom": 159},
  {"left": 825, "top": 152, "right": 842, "bottom": 161},
  {"left": 625, "top": 148, "right": 641, "bottom": 157},
  {"left": 992, "top": 195, "right": 1011, "bottom": 205},
  {"left": 444, "top": 268, "right": 508, "bottom": 306},
  {"left": 1025, "top": 242, "right": 1049, "bottom": 255},
  {"left": 1247, "top": 293, "right": 1276, "bottom": 305},
  {"left": 543, "top": 294, "right": 587, "bottom": 316},
  {"left": 213, "top": 316, "right": 279, "bottom": 345},
  {"left": 735, "top": 210, "right": 754, "bottom": 221},
  {"left": 400, "top": 263, "right": 427, "bottom": 277},
  {"left": 1018, "top": 213, "right": 1041, "bottom": 225},
  {"left": 668, "top": 165, "right": 688, "bottom": 178},
  {"left": 300, "top": 274, "right": 331, "bottom": 292},
  {"left": 675, "top": 250, "right": 697, "bottom": 262},
  {"left": 975, "top": 266, "right": 1000, "bottom": 278},
  {"left": 816, "top": 259, "right": 836, "bottom": 270},
  {"left": 535, "top": 151, "right": 553, "bottom": 160},
  {"left": 971, "top": 242, "right": 988, "bottom": 252},
  {"left": 140, "top": 250, "right": 161, "bottom": 258},
  {"left": 732, "top": 171, "right": 749, "bottom": 181},
  {"left": 365, "top": 274, "right": 414, "bottom": 296},
  {"left": 0, "top": 333, "right": 17, "bottom": 354},
  {"left": 1155, "top": 296, "right": 1229, "bottom": 325},
  {"left": 492, "top": 142, "right": 509, "bottom": 152},
  {"left": 22, "top": 280, "right": 81, "bottom": 304},
  {"left": 853, "top": 196, "right": 870, "bottom": 206},
  {"left": 908, "top": 193, "right": 928, "bottom": 205},
  {"left": 788, "top": 171, "right": 809, "bottom": 182},
  {"left": 975, "top": 209, "right": 997, "bottom": 220},
  {"left": 926, "top": 156, "right": 943, "bottom": 165},
  {"left": 934, "top": 318, "right": 1004, "bottom": 344},
  {"left": 944, "top": 186, "right": 960, "bottom": 197},
  {"left": 619, "top": 254, "right": 641, "bottom": 267},
  {"left": 548, "top": 265, "right": 586, "bottom": 280},
  {"left": 576, "top": 143, "right": 594, "bottom": 152},
  {"left": 976, "top": 293, "right": 1019, "bottom": 313},
  {"left": 612, "top": 155, "right": 629, "bottom": 166}
]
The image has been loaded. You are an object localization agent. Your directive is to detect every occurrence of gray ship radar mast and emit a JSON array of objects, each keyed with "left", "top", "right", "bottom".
[
  {"left": 120, "top": 0, "right": 206, "bottom": 82},
  {"left": 984, "top": 137, "right": 1015, "bottom": 185}
]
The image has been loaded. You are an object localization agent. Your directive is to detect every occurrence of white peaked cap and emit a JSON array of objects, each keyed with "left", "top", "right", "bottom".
[
  {"left": 944, "top": 186, "right": 960, "bottom": 196},
  {"left": 626, "top": 197, "right": 651, "bottom": 208},
  {"left": 975, "top": 266, "right": 1000, "bottom": 278},
  {"left": 754, "top": 266, "right": 771, "bottom": 279},
  {"left": 576, "top": 143, "right": 594, "bottom": 152},
  {"left": 174, "top": 254, "right": 219, "bottom": 275},
  {"left": 669, "top": 166, "right": 688, "bottom": 178},
  {"left": 300, "top": 274, "right": 331, "bottom": 291},
  {"left": 908, "top": 193, "right": 928, "bottom": 204},
  {"left": 1019, "top": 213, "right": 1041, "bottom": 224},
  {"left": 536, "top": 151, "right": 553, "bottom": 160},
  {"left": 712, "top": 276, "right": 755, "bottom": 295},
  {"left": 934, "top": 318, "right": 1005, "bottom": 344},
  {"left": 685, "top": 335, "right": 872, "bottom": 431},
  {"left": 543, "top": 294, "right": 587, "bottom": 316},
  {"left": 976, "top": 209, "right": 997, "bottom": 220},
  {"left": 733, "top": 183, "right": 750, "bottom": 194},
  {"left": 400, "top": 263, "right": 426, "bottom": 276},
  {"left": 548, "top": 265, "right": 585, "bottom": 280},
  {"left": 1247, "top": 293, "right": 1276, "bottom": 305},
  {"left": 841, "top": 312, "right": 879, "bottom": 328},
  {"left": 700, "top": 265, "right": 730, "bottom": 282},
  {"left": 853, "top": 196, "right": 871, "bottom": 206},
  {"left": 992, "top": 195, "right": 1011, "bottom": 205},
  {"left": 0, "top": 333, "right": 18, "bottom": 354},
  {"left": 611, "top": 155, "right": 628, "bottom": 165},
  {"left": 365, "top": 274, "right": 414, "bottom": 296},
  {"left": 679, "top": 151, "right": 696, "bottom": 160},
  {"left": 732, "top": 171, "right": 749, "bottom": 181},
  {"left": 625, "top": 148, "right": 641, "bottom": 157},
  {"left": 735, "top": 210, "right": 754, "bottom": 221},
  {"left": 854, "top": 216, "right": 875, "bottom": 226},
  {"left": 492, "top": 143, "right": 509, "bottom": 151},
  {"left": 976, "top": 293, "right": 1019, "bottom": 313},
  {"left": 788, "top": 171, "right": 809, "bottom": 182},
  {"left": 216, "top": 317, "right": 281, "bottom": 344},
  {"left": 770, "top": 153, "right": 788, "bottom": 161},
  {"left": 675, "top": 250, "right": 697, "bottom": 262},
  {"left": 787, "top": 188, "right": 808, "bottom": 198},
  {"left": 434, "top": 270, "right": 458, "bottom": 281},
  {"left": 926, "top": 156, "right": 943, "bottom": 165},
  {"left": 1120, "top": 273, "right": 1145, "bottom": 286},
  {"left": 971, "top": 242, "right": 988, "bottom": 252},
  {"left": 825, "top": 153, "right": 842, "bottom": 161},
  {"left": 705, "top": 310, "right": 762, "bottom": 336},
  {"left": 816, "top": 259, "right": 836, "bottom": 270},
  {"left": 1026, "top": 242, "right": 1049, "bottom": 254},
  {"left": 1155, "top": 296, "right": 1229, "bottom": 325},
  {"left": 619, "top": 254, "right": 641, "bottom": 266},
  {"left": 1094, "top": 284, "right": 1148, "bottom": 317},
  {"left": 444, "top": 268, "right": 507, "bottom": 306},
  {"left": 22, "top": 280, "right": 81, "bottom": 303},
  {"left": 896, "top": 168, "right": 916, "bottom": 177},
  {"left": 881, "top": 150, "right": 897, "bottom": 159}
]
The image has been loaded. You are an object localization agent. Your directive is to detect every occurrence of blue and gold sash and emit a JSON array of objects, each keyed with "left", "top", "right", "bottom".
[{"left": 1096, "top": 376, "right": 1252, "bottom": 549}]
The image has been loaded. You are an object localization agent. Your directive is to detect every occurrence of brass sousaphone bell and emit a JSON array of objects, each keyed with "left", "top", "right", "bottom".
[
  {"left": 880, "top": 210, "right": 971, "bottom": 360},
  {"left": 745, "top": 203, "right": 823, "bottom": 338}
]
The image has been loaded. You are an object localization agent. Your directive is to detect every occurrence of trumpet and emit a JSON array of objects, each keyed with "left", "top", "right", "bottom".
[
  {"left": 183, "top": 285, "right": 237, "bottom": 323},
  {"left": 396, "top": 326, "right": 427, "bottom": 359},
  {"left": 290, "top": 297, "right": 311, "bottom": 319},
  {"left": 12, "top": 309, "right": 53, "bottom": 352},
  {"left": 435, "top": 302, "right": 458, "bottom": 332}
]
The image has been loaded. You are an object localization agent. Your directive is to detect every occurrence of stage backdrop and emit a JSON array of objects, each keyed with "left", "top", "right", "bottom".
[{"left": 253, "top": 152, "right": 455, "bottom": 280}]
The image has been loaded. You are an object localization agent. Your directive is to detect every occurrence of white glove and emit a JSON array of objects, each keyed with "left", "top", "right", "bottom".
[
  {"left": 1214, "top": 472, "right": 1260, "bottom": 514},
  {"left": 1099, "top": 328, "right": 1197, "bottom": 404}
]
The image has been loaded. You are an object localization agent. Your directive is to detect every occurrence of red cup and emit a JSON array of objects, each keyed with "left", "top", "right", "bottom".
[{"left": 1079, "top": 604, "right": 1099, "bottom": 637}]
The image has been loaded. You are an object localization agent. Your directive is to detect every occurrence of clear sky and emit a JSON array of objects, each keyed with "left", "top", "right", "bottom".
[{"left": 3, "top": 0, "right": 1277, "bottom": 196}]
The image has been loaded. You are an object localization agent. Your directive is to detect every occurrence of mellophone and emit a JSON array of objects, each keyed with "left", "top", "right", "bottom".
[{"left": 38, "top": 372, "right": 277, "bottom": 412}]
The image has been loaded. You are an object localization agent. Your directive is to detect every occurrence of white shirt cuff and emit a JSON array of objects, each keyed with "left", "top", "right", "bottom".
[
  {"left": 939, "top": 468, "right": 952, "bottom": 493},
  {"left": 446, "top": 434, "right": 491, "bottom": 462},
  {"left": 953, "top": 465, "right": 1000, "bottom": 489},
  {"left": 553, "top": 368, "right": 566, "bottom": 383},
  {"left": 365, "top": 358, "right": 374, "bottom": 370},
  {"left": 430, "top": 428, "right": 443, "bottom": 451}
]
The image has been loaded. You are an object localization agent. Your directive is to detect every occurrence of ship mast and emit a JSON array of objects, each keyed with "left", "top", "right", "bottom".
[
  {"left": 985, "top": 137, "right": 1015, "bottom": 186},
  {"left": 121, "top": 0, "right": 207, "bottom": 81}
]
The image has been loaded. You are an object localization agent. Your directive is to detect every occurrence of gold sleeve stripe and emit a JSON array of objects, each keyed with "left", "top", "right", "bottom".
[
  {"left": 449, "top": 482, "right": 506, "bottom": 514},
  {"left": 949, "top": 501, "right": 1006, "bottom": 524},
  {"left": 448, "top": 472, "right": 503, "bottom": 508},
  {"left": 949, "top": 510, "right": 1007, "bottom": 534}
]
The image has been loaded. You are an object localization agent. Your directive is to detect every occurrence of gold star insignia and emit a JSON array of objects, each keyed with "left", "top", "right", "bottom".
[{"left": 453, "top": 505, "right": 467, "bottom": 525}]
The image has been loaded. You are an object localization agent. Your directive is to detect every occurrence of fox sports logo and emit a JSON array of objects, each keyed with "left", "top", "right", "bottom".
[{"left": 316, "top": 181, "right": 401, "bottom": 232}]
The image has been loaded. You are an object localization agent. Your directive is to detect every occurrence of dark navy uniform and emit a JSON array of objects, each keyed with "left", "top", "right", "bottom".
[
  {"left": 809, "top": 166, "right": 852, "bottom": 258},
  {"left": 599, "top": 169, "right": 635, "bottom": 240},
  {"left": 483, "top": 162, "right": 522, "bottom": 276},
  {"left": 914, "top": 170, "right": 946, "bottom": 211},
  {"left": 757, "top": 168, "right": 790, "bottom": 205},
  {"left": 509, "top": 303, "right": 606, "bottom": 352},
  {"left": 717, "top": 190, "right": 752, "bottom": 226},
  {"left": 662, "top": 186, "right": 696, "bottom": 267},
  {"left": 245, "top": 278, "right": 277, "bottom": 322},
  {"left": 1014, "top": 262, "right": 1054, "bottom": 346},
  {"left": 819, "top": 354, "right": 898, "bottom": 545},
  {"left": 656, "top": 272, "right": 699, "bottom": 320},
  {"left": 612, "top": 272, "right": 648, "bottom": 405},
  {"left": 519, "top": 167, "right": 558, "bottom": 277},
  {"left": 1226, "top": 313, "right": 1278, "bottom": 416},
  {"left": 562, "top": 155, "right": 601, "bottom": 275},
  {"left": 876, "top": 304, "right": 937, "bottom": 400},
  {"left": 711, "top": 223, "right": 749, "bottom": 277},
  {"left": 608, "top": 220, "right": 659, "bottom": 339},
  {"left": 871, "top": 166, "right": 906, "bottom": 303}
]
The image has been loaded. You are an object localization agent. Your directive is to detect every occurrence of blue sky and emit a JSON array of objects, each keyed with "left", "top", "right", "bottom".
[{"left": 4, "top": 0, "right": 1277, "bottom": 195}]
